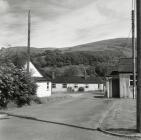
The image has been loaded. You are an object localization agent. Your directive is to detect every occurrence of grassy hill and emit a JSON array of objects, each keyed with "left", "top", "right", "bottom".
[
  {"left": 3, "top": 38, "right": 132, "bottom": 78},
  {"left": 62, "top": 38, "right": 132, "bottom": 57},
  {"left": 6, "top": 38, "right": 132, "bottom": 57}
]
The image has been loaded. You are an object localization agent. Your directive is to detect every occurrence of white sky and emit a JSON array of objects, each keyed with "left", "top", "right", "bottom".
[{"left": 0, "top": 0, "right": 132, "bottom": 48}]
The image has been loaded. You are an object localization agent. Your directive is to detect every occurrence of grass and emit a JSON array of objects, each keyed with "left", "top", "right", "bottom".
[{"left": 101, "top": 99, "right": 136, "bottom": 134}]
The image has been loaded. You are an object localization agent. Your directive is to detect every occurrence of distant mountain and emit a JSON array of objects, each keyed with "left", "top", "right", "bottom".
[
  {"left": 7, "top": 46, "right": 53, "bottom": 56},
  {"left": 6, "top": 38, "right": 132, "bottom": 57},
  {"left": 61, "top": 38, "right": 132, "bottom": 57}
]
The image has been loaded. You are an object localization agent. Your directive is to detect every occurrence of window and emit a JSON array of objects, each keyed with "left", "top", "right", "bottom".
[
  {"left": 52, "top": 83, "right": 56, "bottom": 88},
  {"left": 47, "top": 82, "right": 49, "bottom": 89},
  {"left": 85, "top": 84, "right": 89, "bottom": 88},
  {"left": 129, "top": 75, "right": 137, "bottom": 86},
  {"left": 62, "top": 83, "right": 67, "bottom": 88}
]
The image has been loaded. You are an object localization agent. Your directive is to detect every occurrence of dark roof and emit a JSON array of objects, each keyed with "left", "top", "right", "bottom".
[
  {"left": 107, "top": 66, "right": 118, "bottom": 76},
  {"left": 33, "top": 77, "right": 49, "bottom": 82},
  {"left": 118, "top": 58, "right": 135, "bottom": 73},
  {"left": 106, "top": 58, "right": 135, "bottom": 76},
  {"left": 52, "top": 76, "right": 104, "bottom": 84}
]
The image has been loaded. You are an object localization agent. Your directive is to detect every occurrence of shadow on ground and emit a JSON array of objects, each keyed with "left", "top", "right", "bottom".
[
  {"left": 94, "top": 95, "right": 105, "bottom": 98},
  {"left": 2, "top": 112, "right": 97, "bottom": 132},
  {"left": 104, "top": 128, "right": 137, "bottom": 134}
]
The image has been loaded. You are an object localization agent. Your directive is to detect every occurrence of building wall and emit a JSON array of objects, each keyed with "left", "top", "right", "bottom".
[
  {"left": 119, "top": 73, "right": 133, "bottom": 98},
  {"left": 67, "top": 83, "right": 99, "bottom": 92},
  {"left": 99, "top": 84, "right": 104, "bottom": 90},
  {"left": 52, "top": 83, "right": 103, "bottom": 93},
  {"left": 106, "top": 78, "right": 113, "bottom": 98},
  {"left": 52, "top": 84, "right": 67, "bottom": 92},
  {"left": 109, "top": 79, "right": 113, "bottom": 97},
  {"left": 36, "top": 82, "right": 52, "bottom": 97}
]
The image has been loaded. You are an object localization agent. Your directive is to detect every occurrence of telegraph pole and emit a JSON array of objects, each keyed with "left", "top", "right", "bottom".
[
  {"left": 132, "top": 5, "right": 136, "bottom": 99},
  {"left": 136, "top": 0, "right": 141, "bottom": 133},
  {"left": 27, "top": 10, "right": 31, "bottom": 74}
]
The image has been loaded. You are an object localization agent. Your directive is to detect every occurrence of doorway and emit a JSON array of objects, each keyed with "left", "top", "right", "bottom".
[{"left": 112, "top": 78, "right": 120, "bottom": 98}]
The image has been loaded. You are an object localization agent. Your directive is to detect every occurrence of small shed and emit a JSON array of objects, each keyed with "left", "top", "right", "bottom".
[{"left": 106, "top": 58, "right": 136, "bottom": 98}]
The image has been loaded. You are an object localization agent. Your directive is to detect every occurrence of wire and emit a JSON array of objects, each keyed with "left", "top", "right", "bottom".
[{"left": 125, "top": 27, "right": 132, "bottom": 48}]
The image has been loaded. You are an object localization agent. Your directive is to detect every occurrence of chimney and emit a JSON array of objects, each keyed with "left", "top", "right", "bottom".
[
  {"left": 84, "top": 69, "right": 87, "bottom": 80},
  {"left": 52, "top": 71, "right": 55, "bottom": 80}
]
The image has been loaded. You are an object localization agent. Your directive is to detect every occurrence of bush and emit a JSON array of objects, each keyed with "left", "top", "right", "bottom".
[
  {"left": 31, "top": 96, "right": 42, "bottom": 104},
  {"left": 0, "top": 63, "right": 37, "bottom": 108}
]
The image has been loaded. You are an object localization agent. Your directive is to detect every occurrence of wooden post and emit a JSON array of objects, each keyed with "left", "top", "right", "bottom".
[
  {"left": 132, "top": 9, "right": 136, "bottom": 99},
  {"left": 136, "top": 0, "right": 141, "bottom": 132},
  {"left": 27, "top": 10, "right": 31, "bottom": 74}
]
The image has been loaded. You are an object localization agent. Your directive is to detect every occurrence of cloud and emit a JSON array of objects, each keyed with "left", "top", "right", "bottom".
[
  {"left": 0, "top": 0, "right": 132, "bottom": 48},
  {"left": 32, "top": 0, "right": 131, "bottom": 47},
  {"left": 0, "top": 0, "right": 9, "bottom": 13}
]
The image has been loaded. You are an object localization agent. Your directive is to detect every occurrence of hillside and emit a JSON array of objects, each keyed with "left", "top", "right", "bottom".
[
  {"left": 62, "top": 38, "right": 132, "bottom": 57},
  {"left": 6, "top": 38, "right": 132, "bottom": 57},
  {"left": 2, "top": 38, "right": 132, "bottom": 78}
]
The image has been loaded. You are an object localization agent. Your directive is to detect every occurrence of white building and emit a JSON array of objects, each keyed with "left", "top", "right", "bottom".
[
  {"left": 51, "top": 76, "right": 104, "bottom": 93},
  {"left": 25, "top": 61, "right": 52, "bottom": 97}
]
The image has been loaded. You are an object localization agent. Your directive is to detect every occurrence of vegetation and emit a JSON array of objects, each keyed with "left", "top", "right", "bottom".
[
  {"left": 0, "top": 48, "right": 37, "bottom": 109},
  {"left": 32, "top": 50, "right": 121, "bottom": 78},
  {"left": 33, "top": 50, "right": 121, "bottom": 67},
  {"left": 0, "top": 38, "right": 131, "bottom": 109},
  {"left": 2, "top": 38, "right": 131, "bottom": 80}
]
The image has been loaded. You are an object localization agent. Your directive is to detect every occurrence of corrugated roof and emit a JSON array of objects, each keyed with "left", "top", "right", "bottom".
[
  {"left": 118, "top": 58, "right": 135, "bottom": 73},
  {"left": 106, "top": 58, "right": 135, "bottom": 76}
]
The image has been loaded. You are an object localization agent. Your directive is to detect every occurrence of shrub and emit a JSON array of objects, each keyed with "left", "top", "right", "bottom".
[
  {"left": 31, "top": 96, "right": 42, "bottom": 104},
  {"left": 0, "top": 63, "right": 37, "bottom": 108}
]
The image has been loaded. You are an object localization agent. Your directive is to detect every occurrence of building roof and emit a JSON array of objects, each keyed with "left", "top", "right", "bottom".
[
  {"left": 107, "top": 58, "right": 135, "bottom": 76},
  {"left": 30, "top": 59, "right": 51, "bottom": 81},
  {"left": 52, "top": 76, "right": 104, "bottom": 84},
  {"left": 33, "top": 77, "right": 49, "bottom": 82},
  {"left": 118, "top": 58, "right": 134, "bottom": 73},
  {"left": 107, "top": 66, "right": 118, "bottom": 76}
]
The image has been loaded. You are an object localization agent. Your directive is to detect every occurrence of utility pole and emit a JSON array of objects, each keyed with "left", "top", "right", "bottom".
[
  {"left": 132, "top": 3, "right": 136, "bottom": 99},
  {"left": 27, "top": 10, "right": 31, "bottom": 74},
  {"left": 136, "top": 0, "right": 141, "bottom": 133}
]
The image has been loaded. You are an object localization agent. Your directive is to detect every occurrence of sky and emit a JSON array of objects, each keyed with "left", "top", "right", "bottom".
[{"left": 0, "top": 0, "right": 132, "bottom": 48}]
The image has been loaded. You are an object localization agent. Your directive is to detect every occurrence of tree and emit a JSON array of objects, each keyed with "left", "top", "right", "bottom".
[
  {"left": 11, "top": 52, "right": 27, "bottom": 68},
  {"left": 86, "top": 66, "right": 96, "bottom": 76},
  {"left": 63, "top": 66, "right": 84, "bottom": 77},
  {"left": 95, "top": 63, "right": 109, "bottom": 77},
  {"left": 0, "top": 62, "right": 37, "bottom": 108},
  {"left": 0, "top": 47, "right": 11, "bottom": 64}
]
